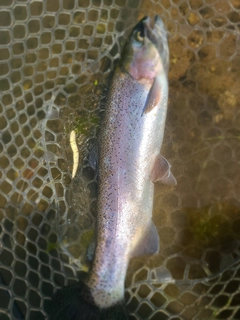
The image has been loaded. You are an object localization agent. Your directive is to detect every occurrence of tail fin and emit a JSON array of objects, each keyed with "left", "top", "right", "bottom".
[{"left": 47, "top": 281, "right": 129, "bottom": 320}]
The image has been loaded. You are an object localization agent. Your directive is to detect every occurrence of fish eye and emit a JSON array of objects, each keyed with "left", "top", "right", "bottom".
[{"left": 134, "top": 31, "right": 144, "bottom": 43}]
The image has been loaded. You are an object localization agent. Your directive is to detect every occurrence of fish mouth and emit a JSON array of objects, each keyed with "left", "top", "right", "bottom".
[
  {"left": 142, "top": 15, "right": 163, "bottom": 45},
  {"left": 133, "top": 15, "right": 164, "bottom": 45}
]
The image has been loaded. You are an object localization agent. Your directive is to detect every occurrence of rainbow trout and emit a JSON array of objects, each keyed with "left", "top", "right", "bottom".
[{"left": 49, "top": 15, "right": 175, "bottom": 320}]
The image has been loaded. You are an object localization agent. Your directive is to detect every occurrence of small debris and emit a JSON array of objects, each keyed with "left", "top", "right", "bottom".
[{"left": 70, "top": 130, "right": 79, "bottom": 178}]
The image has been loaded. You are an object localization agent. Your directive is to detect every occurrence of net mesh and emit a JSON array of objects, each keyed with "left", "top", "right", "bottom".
[{"left": 0, "top": 0, "right": 240, "bottom": 319}]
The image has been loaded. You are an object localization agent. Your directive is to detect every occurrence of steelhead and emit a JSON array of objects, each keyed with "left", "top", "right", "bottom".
[{"left": 48, "top": 15, "right": 175, "bottom": 320}]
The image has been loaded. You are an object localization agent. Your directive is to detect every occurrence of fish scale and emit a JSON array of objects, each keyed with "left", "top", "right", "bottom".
[
  {"left": 48, "top": 15, "right": 174, "bottom": 320},
  {"left": 86, "top": 16, "right": 171, "bottom": 310}
]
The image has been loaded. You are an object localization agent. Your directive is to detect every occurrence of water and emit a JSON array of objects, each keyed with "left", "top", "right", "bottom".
[{"left": 0, "top": 0, "right": 240, "bottom": 319}]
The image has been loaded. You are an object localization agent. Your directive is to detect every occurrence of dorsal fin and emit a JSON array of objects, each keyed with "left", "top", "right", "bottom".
[{"left": 88, "top": 140, "right": 99, "bottom": 171}]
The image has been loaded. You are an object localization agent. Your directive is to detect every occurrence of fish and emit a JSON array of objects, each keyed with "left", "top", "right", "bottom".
[{"left": 48, "top": 15, "right": 175, "bottom": 320}]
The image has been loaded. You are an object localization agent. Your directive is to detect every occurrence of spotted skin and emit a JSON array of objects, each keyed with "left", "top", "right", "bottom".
[
  {"left": 87, "top": 16, "right": 169, "bottom": 309},
  {"left": 48, "top": 15, "right": 169, "bottom": 320}
]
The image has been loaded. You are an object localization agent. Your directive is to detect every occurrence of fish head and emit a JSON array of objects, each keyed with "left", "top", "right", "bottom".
[{"left": 121, "top": 15, "right": 169, "bottom": 82}]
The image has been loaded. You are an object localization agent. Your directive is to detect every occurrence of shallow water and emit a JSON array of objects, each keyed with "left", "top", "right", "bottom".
[{"left": 0, "top": 0, "right": 240, "bottom": 319}]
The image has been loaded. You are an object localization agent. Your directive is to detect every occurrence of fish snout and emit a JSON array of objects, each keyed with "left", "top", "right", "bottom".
[
  {"left": 154, "top": 15, "right": 165, "bottom": 29},
  {"left": 143, "top": 15, "right": 167, "bottom": 47}
]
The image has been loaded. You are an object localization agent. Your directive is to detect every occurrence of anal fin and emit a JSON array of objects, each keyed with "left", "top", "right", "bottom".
[
  {"left": 151, "top": 154, "right": 177, "bottom": 186},
  {"left": 131, "top": 222, "right": 159, "bottom": 258}
]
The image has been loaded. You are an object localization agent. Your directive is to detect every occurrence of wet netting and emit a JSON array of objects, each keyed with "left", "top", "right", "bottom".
[{"left": 0, "top": 0, "right": 240, "bottom": 319}]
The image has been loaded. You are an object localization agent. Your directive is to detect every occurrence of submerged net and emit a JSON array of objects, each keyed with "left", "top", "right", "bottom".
[{"left": 0, "top": 0, "right": 240, "bottom": 319}]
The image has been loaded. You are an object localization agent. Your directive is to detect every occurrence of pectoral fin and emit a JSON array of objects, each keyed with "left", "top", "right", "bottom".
[
  {"left": 131, "top": 222, "right": 159, "bottom": 258},
  {"left": 142, "top": 76, "right": 161, "bottom": 114},
  {"left": 151, "top": 154, "right": 177, "bottom": 186}
]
